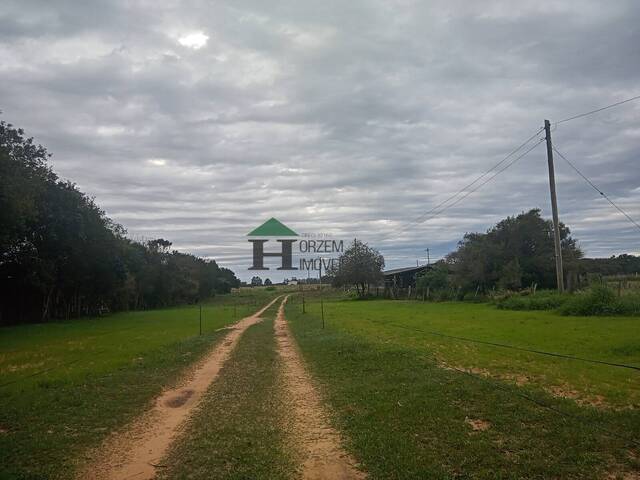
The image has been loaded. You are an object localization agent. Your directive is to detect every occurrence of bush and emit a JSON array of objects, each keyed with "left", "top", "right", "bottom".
[
  {"left": 617, "top": 294, "right": 640, "bottom": 315},
  {"left": 494, "top": 284, "right": 640, "bottom": 316},
  {"left": 496, "top": 290, "right": 568, "bottom": 311},
  {"left": 462, "top": 291, "right": 487, "bottom": 303},
  {"left": 487, "top": 289, "right": 518, "bottom": 303},
  {"left": 264, "top": 286, "right": 276, "bottom": 291},
  {"left": 559, "top": 285, "right": 621, "bottom": 316}
]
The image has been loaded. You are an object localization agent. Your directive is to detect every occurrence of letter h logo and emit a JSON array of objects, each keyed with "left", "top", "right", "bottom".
[
  {"left": 248, "top": 239, "right": 297, "bottom": 270},
  {"left": 246, "top": 218, "right": 299, "bottom": 271}
]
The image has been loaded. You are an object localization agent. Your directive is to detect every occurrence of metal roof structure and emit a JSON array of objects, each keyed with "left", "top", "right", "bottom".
[{"left": 383, "top": 265, "right": 429, "bottom": 276}]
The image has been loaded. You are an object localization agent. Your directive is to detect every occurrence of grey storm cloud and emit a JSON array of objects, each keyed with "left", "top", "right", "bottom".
[{"left": 1, "top": 0, "right": 639, "bottom": 280}]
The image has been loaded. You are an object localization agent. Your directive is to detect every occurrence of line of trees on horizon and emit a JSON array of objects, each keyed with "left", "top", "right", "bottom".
[
  {"left": 418, "top": 209, "right": 639, "bottom": 298},
  {"left": 326, "top": 210, "right": 639, "bottom": 300},
  {"left": 0, "top": 119, "right": 240, "bottom": 325}
]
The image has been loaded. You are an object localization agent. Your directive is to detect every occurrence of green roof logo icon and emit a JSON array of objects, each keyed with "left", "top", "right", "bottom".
[{"left": 247, "top": 218, "right": 298, "bottom": 237}]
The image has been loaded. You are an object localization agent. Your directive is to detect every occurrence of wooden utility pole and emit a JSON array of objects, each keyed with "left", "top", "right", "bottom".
[
  {"left": 544, "top": 120, "right": 565, "bottom": 293},
  {"left": 319, "top": 262, "right": 324, "bottom": 328}
]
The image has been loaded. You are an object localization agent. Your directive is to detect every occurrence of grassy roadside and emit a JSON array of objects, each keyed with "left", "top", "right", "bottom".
[
  {"left": 0, "top": 295, "right": 272, "bottom": 480},
  {"left": 159, "top": 302, "right": 296, "bottom": 480},
  {"left": 286, "top": 299, "right": 640, "bottom": 479}
]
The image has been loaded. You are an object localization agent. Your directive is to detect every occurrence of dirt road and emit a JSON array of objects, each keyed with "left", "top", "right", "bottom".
[
  {"left": 275, "top": 296, "right": 365, "bottom": 480},
  {"left": 78, "top": 296, "right": 282, "bottom": 480}
]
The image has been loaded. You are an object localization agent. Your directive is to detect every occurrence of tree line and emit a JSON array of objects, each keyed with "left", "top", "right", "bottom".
[
  {"left": 326, "top": 209, "right": 638, "bottom": 299},
  {"left": 419, "top": 209, "right": 639, "bottom": 298},
  {"left": 327, "top": 211, "right": 584, "bottom": 297},
  {"left": 0, "top": 120, "right": 239, "bottom": 325}
]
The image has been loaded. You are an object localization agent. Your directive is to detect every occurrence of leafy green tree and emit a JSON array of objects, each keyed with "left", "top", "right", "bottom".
[
  {"left": 498, "top": 258, "right": 523, "bottom": 290},
  {"left": 446, "top": 209, "right": 582, "bottom": 292},
  {"left": 579, "top": 254, "right": 640, "bottom": 277},
  {"left": 330, "top": 239, "right": 384, "bottom": 297},
  {"left": 417, "top": 262, "right": 449, "bottom": 295},
  {"left": 0, "top": 119, "right": 240, "bottom": 324}
]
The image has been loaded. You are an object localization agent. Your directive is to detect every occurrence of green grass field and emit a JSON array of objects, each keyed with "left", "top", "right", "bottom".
[
  {"left": 0, "top": 292, "right": 273, "bottom": 480},
  {"left": 1, "top": 288, "right": 638, "bottom": 479},
  {"left": 298, "top": 297, "right": 640, "bottom": 407},
  {"left": 286, "top": 295, "right": 640, "bottom": 479}
]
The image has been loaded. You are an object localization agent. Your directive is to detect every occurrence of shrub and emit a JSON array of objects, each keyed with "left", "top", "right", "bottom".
[
  {"left": 462, "top": 291, "right": 487, "bottom": 303},
  {"left": 559, "top": 285, "right": 620, "bottom": 316},
  {"left": 494, "top": 284, "right": 640, "bottom": 316},
  {"left": 487, "top": 289, "right": 518, "bottom": 303},
  {"left": 617, "top": 294, "right": 640, "bottom": 315},
  {"left": 345, "top": 289, "right": 376, "bottom": 300},
  {"left": 496, "top": 290, "right": 568, "bottom": 311},
  {"left": 433, "top": 289, "right": 456, "bottom": 302}
]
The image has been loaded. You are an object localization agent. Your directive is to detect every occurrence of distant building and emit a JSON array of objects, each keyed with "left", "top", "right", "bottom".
[{"left": 383, "top": 265, "right": 430, "bottom": 289}]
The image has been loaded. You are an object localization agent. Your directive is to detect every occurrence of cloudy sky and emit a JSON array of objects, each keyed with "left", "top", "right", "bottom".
[{"left": 1, "top": 0, "right": 639, "bottom": 281}]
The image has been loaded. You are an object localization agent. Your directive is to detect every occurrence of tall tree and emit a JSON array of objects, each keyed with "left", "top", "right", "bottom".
[
  {"left": 446, "top": 209, "right": 582, "bottom": 292},
  {"left": 416, "top": 261, "right": 449, "bottom": 294},
  {"left": 330, "top": 239, "right": 384, "bottom": 296},
  {"left": 0, "top": 119, "right": 240, "bottom": 325}
]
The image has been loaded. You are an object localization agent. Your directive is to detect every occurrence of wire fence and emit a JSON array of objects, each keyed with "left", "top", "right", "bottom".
[
  {"left": 0, "top": 299, "right": 267, "bottom": 389},
  {"left": 292, "top": 299, "right": 640, "bottom": 448}
]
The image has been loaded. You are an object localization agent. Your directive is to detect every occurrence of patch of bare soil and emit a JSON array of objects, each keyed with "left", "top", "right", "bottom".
[
  {"left": 464, "top": 417, "right": 491, "bottom": 432},
  {"left": 439, "top": 361, "right": 622, "bottom": 410},
  {"left": 438, "top": 362, "right": 492, "bottom": 378},
  {"left": 275, "top": 296, "right": 366, "bottom": 480},
  {"left": 606, "top": 471, "right": 640, "bottom": 480},
  {"left": 76, "top": 296, "right": 282, "bottom": 480},
  {"left": 544, "top": 384, "right": 614, "bottom": 409}
]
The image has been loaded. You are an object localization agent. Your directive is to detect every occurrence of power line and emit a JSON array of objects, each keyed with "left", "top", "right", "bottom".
[
  {"left": 390, "top": 128, "right": 543, "bottom": 235},
  {"left": 0, "top": 355, "right": 96, "bottom": 389},
  {"left": 555, "top": 94, "right": 640, "bottom": 125},
  {"left": 0, "top": 304, "right": 232, "bottom": 389},
  {"left": 381, "top": 130, "right": 545, "bottom": 243},
  {"left": 391, "top": 93, "right": 640, "bottom": 236},
  {"left": 377, "top": 94, "right": 639, "bottom": 248},
  {"left": 443, "top": 357, "right": 639, "bottom": 447},
  {"left": 412, "top": 138, "right": 545, "bottom": 228},
  {"left": 381, "top": 321, "right": 640, "bottom": 371},
  {"left": 331, "top": 315, "right": 640, "bottom": 448},
  {"left": 552, "top": 146, "right": 640, "bottom": 233}
]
